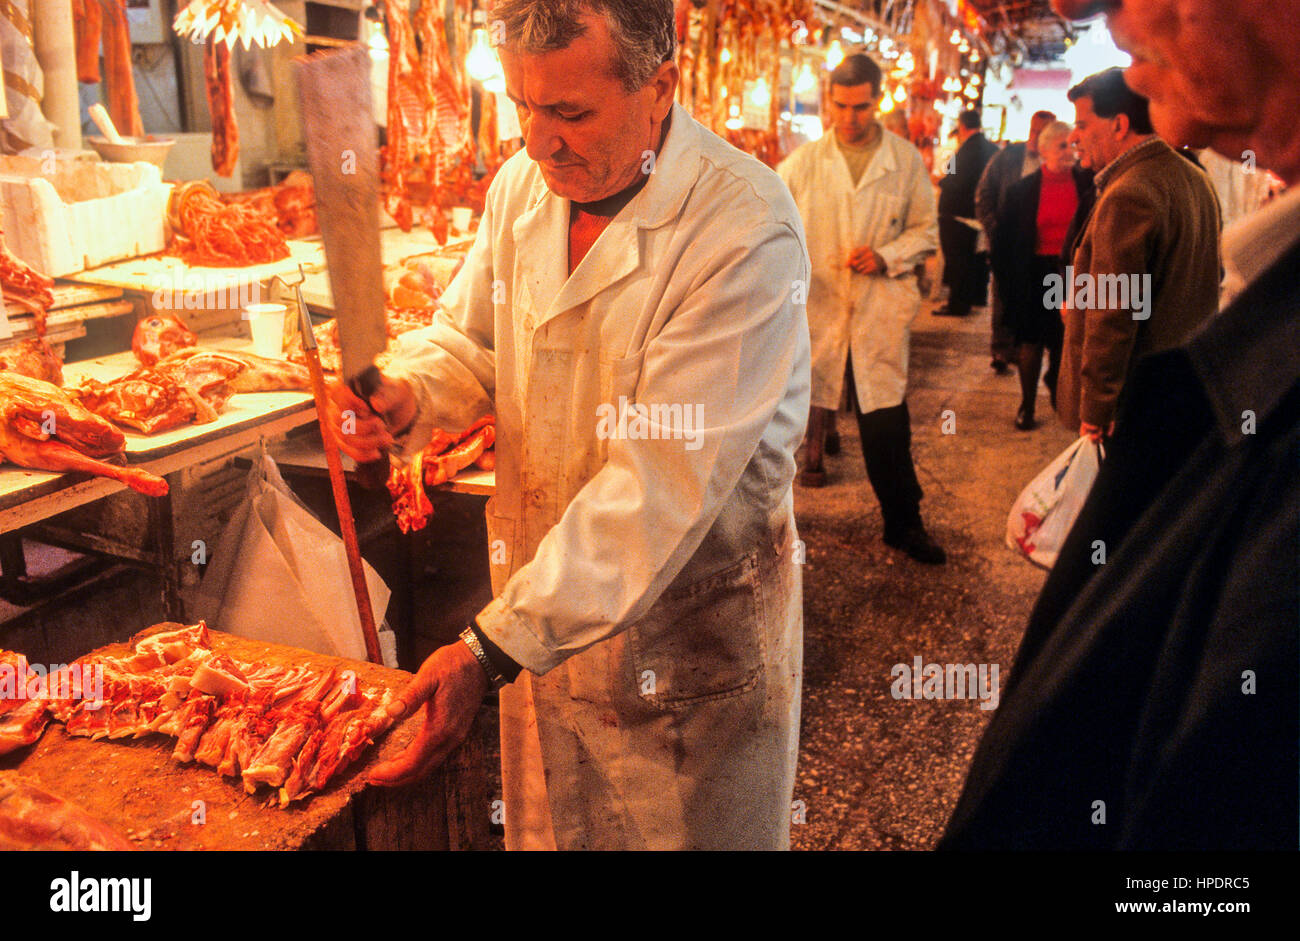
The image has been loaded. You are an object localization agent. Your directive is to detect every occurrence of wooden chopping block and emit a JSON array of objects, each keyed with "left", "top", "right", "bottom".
[{"left": 0, "top": 629, "right": 490, "bottom": 850}]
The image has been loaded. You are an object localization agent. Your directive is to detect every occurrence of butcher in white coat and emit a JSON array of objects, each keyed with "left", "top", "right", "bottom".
[
  {"left": 328, "top": 0, "right": 809, "bottom": 849},
  {"left": 777, "top": 53, "right": 944, "bottom": 564}
]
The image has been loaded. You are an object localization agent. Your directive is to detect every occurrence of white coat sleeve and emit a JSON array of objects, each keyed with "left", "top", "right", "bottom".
[
  {"left": 382, "top": 201, "right": 498, "bottom": 455},
  {"left": 475, "top": 221, "right": 810, "bottom": 674},
  {"left": 875, "top": 154, "right": 939, "bottom": 277}
]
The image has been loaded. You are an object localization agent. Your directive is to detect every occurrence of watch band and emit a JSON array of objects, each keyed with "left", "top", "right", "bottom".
[{"left": 460, "top": 626, "right": 505, "bottom": 690}]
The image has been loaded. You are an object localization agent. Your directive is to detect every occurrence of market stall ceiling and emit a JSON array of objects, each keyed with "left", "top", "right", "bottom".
[{"left": 964, "top": 0, "right": 1074, "bottom": 62}]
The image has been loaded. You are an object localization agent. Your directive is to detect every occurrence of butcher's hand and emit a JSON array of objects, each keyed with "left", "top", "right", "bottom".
[
  {"left": 1080, "top": 421, "right": 1114, "bottom": 443},
  {"left": 848, "top": 246, "right": 885, "bottom": 275},
  {"left": 324, "top": 374, "right": 417, "bottom": 463},
  {"left": 367, "top": 641, "right": 489, "bottom": 787}
]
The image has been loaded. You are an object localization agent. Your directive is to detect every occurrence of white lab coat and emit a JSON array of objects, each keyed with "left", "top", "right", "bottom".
[
  {"left": 777, "top": 129, "right": 938, "bottom": 412},
  {"left": 386, "top": 103, "right": 810, "bottom": 849}
]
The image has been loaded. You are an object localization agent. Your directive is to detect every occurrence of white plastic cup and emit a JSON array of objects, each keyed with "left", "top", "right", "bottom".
[
  {"left": 451, "top": 206, "right": 473, "bottom": 233},
  {"left": 245, "top": 303, "right": 288, "bottom": 358}
]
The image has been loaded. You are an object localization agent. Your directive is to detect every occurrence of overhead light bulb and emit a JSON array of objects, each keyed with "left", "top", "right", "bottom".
[
  {"left": 466, "top": 27, "right": 501, "bottom": 83},
  {"left": 794, "top": 63, "right": 817, "bottom": 95},
  {"left": 893, "top": 85, "right": 907, "bottom": 103},
  {"left": 720, "top": 47, "right": 732, "bottom": 65},
  {"left": 826, "top": 39, "right": 844, "bottom": 70},
  {"left": 750, "top": 77, "right": 771, "bottom": 108},
  {"left": 950, "top": 29, "right": 962, "bottom": 45},
  {"left": 880, "top": 95, "right": 895, "bottom": 113}
]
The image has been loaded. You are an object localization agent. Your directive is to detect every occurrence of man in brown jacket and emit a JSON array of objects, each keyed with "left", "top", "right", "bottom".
[{"left": 1056, "top": 68, "right": 1220, "bottom": 441}]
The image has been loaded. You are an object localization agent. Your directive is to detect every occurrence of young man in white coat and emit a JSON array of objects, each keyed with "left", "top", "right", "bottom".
[
  {"left": 777, "top": 54, "right": 944, "bottom": 564},
  {"left": 327, "top": 0, "right": 811, "bottom": 850}
]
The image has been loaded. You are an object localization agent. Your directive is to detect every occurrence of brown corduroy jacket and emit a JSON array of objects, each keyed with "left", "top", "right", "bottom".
[{"left": 1057, "top": 138, "right": 1221, "bottom": 430}]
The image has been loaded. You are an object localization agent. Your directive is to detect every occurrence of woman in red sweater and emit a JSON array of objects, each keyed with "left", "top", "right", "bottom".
[{"left": 991, "top": 121, "right": 1094, "bottom": 429}]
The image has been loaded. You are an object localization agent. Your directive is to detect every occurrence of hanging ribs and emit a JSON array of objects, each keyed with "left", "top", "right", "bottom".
[{"left": 204, "top": 40, "right": 239, "bottom": 177}]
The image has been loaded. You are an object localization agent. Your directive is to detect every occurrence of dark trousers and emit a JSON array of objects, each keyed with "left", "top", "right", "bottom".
[
  {"left": 939, "top": 215, "right": 989, "bottom": 315},
  {"left": 845, "top": 360, "right": 925, "bottom": 535}
]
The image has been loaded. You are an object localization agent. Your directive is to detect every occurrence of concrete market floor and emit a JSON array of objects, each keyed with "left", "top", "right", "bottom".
[{"left": 788, "top": 298, "right": 1073, "bottom": 850}]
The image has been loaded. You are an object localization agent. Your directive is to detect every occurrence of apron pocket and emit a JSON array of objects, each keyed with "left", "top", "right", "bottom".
[{"left": 629, "top": 552, "right": 765, "bottom": 710}]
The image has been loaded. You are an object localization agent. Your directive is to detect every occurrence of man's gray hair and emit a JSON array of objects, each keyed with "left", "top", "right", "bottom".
[{"left": 490, "top": 0, "right": 677, "bottom": 92}]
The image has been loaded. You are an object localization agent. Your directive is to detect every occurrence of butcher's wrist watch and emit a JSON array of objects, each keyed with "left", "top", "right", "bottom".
[{"left": 461, "top": 625, "right": 515, "bottom": 691}]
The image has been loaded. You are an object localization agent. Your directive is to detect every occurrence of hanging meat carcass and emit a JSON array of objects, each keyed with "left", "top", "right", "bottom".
[
  {"left": 72, "top": 0, "right": 102, "bottom": 84},
  {"left": 204, "top": 40, "right": 239, "bottom": 178},
  {"left": 100, "top": 0, "right": 144, "bottom": 139}
]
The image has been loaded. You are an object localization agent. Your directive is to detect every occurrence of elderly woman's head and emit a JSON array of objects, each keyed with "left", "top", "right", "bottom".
[{"left": 1038, "top": 120, "right": 1075, "bottom": 173}]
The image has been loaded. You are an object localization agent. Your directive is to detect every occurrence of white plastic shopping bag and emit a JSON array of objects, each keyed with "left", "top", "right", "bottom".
[
  {"left": 188, "top": 445, "right": 396, "bottom": 666},
  {"left": 1006, "top": 436, "right": 1104, "bottom": 569}
]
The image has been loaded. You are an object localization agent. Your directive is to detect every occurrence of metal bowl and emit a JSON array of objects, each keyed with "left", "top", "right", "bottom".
[{"left": 86, "top": 135, "right": 176, "bottom": 169}]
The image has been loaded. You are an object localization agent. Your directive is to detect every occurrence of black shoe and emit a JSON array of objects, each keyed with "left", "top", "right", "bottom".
[
  {"left": 883, "top": 525, "right": 947, "bottom": 565},
  {"left": 824, "top": 430, "right": 841, "bottom": 456},
  {"left": 1014, "top": 407, "right": 1037, "bottom": 431},
  {"left": 991, "top": 358, "right": 1010, "bottom": 375}
]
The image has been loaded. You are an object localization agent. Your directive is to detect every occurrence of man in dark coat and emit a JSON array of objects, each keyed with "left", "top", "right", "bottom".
[
  {"left": 976, "top": 109, "right": 1056, "bottom": 370},
  {"left": 941, "top": 0, "right": 1299, "bottom": 851},
  {"left": 937, "top": 110, "right": 999, "bottom": 317}
]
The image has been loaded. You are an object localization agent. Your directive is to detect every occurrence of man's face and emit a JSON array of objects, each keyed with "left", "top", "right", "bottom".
[
  {"left": 1051, "top": 0, "right": 1295, "bottom": 164},
  {"left": 501, "top": 14, "right": 676, "bottom": 203},
  {"left": 1069, "top": 97, "right": 1123, "bottom": 171},
  {"left": 1026, "top": 113, "right": 1052, "bottom": 156},
  {"left": 828, "top": 83, "right": 878, "bottom": 145}
]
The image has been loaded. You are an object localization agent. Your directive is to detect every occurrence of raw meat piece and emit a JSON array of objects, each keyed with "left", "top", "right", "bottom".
[
  {"left": 0, "top": 651, "right": 50, "bottom": 755},
  {"left": 100, "top": 0, "right": 143, "bottom": 138},
  {"left": 132, "top": 314, "right": 197, "bottom": 367},
  {"left": 216, "top": 689, "right": 274, "bottom": 778},
  {"left": 73, "top": 368, "right": 199, "bottom": 434},
  {"left": 189, "top": 654, "right": 251, "bottom": 697},
  {"left": 0, "top": 338, "right": 64, "bottom": 385},
  {"left": 158, "top": 349, "right": 310, "bottom": 394},
  {"left": 387, "top": 416, "right": 494, "bottom": 532},
  {"left": 0, "top": 772, "right": 134, "bottom": 851},
  {"left": 171, "top": 693, "right": 216, "bottom": 762},
  {"left": 192, "top": 691, "right": 246, "bottom": 768},
  {"left": 167, "top": 181, "right": 290, "bottom": 268},
  {"left": 241, "top": 699, "right": 323, "bottom": 791},
  {"left": 0, "top": 373, "right": 168, "bottom": 495},
  {"left": 73, "top": 0, "right": 103, "bottom": 85},
  {"left": 204, "top": 40, "right": 239, "bottom": 177},
  {"left": 1, "top": 220, "right": 55, "bottom": 338},
  {"left": 224, "top": 171, "right": 318, "bottom": 239}
]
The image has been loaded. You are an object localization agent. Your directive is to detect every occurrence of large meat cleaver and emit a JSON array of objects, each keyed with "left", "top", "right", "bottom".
[{"left": 294, "top": 45, "right": 389, "bottom": 486}]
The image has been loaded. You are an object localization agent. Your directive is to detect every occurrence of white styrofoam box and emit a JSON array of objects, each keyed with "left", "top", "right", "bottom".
[{"left": 0, "top": 160, "right": 170, "bottom": 277}]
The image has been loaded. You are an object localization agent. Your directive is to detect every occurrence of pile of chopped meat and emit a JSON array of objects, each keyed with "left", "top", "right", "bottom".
[
  {"left": 166, "top": 180, "right": 290, "bottom": 268},
  {"left": 2, "top": 623, "right": 399, "bottom": 807}
]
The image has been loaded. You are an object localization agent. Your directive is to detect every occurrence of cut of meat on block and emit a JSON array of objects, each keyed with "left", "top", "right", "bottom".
[
  {"left": 1, "top": 651, "right": 51, "bottom": 756},
  {"left": 31, "top": 623, "right": 406, "bottom": 809},
  {"left": 0, "top": 772, "right": 134, "bottom": 850},
  {"left": 205, "top": 40, "right": 239, "bottom": 178}
]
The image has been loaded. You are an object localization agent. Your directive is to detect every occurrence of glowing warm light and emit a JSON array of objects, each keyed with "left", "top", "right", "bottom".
[
  {"left": 720, "top": 47, "right": 733, "bottom": 65},
  {"left": 942, "top": 76, "right": 961, "bottom": 92},
  {"left": 826, "top": 39, "right": 844, "bottom": 70},
  {"left": 950, "top": 29, "right": 962, "bottom": 45},
  {"left": 793, "top": 63, "right": 817, "bottom": 96},
  {"left": 720, "top": 86, "right": 728, "bottom": 98},
  {"left": 466, "top": 28, "right": 502, "bottom": 83},
  {"left": 174, "top": 0, "right": 301, "bottom": 47},
  {"left": 749, "top": 77, "right": 771, "bottom": 108},
  {"left": 893, "top": 85, "right": 907, "bottom": 103},
  {"left": 879, "top": 95, "right": 895, "bottom": 114}
]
